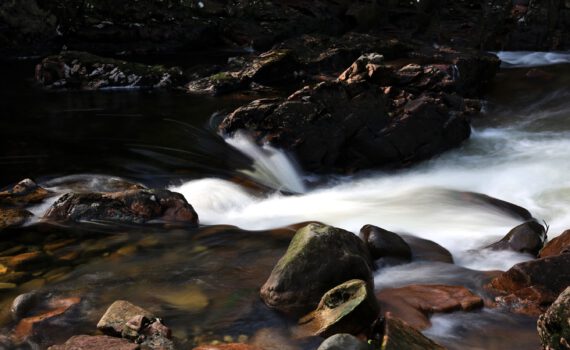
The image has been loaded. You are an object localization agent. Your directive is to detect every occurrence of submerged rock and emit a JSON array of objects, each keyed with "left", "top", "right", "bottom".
[
  {"left": 486, "top": 220, "right": 546, "bottom": 256},
  {"left": 317, "top": 333, "right": 368, "bottom": 350},
  {"left": 36, "top": 51, "right": 186, "bottom": 90},
  {"left": 43, "top": 189, "right": 199, "bottom": 226},
  {"left": 359, "top": 225, "right": 412, "bottom": 264},
  {"left": 299, "top": 279, "right": 380, "bottom": 337},
  {"left": 376, "top": 284, "right": 484, "bottom": 330},
  {"left": 540, "top": 230, "right": 570, "bottom": 258},
  {"left": 380, "top": 313, "right": 446, "bottom": 350},
  {"left": 488, "top": 254, "right": 570, "bottom": 315},
  {"left": 260, "top": 223, "right": 373, "bottom": 315},
  {"left": 0, "top": 179, "right": 51, "bottom": 206},
  {"left": 48, "top": 335, "right": 140, "bottom": 350},
  {"left": 537, "top": 287, "right": 570, "bottom": 350}
]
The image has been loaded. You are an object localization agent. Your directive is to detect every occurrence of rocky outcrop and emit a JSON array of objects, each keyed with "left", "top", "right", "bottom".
[
  {"left": 35, "top": 51, "right": 185, "bottom": 90},
  {"left": 0, "top": 179, "right": 50, "bottom": 206},
  {"left": 488, "top": 254, "right": 570, "bottom": 315},
  {"left": 260, "top": 223, "right": 373, "bottom": 315},
  {"left": 376, "top": 284, "right": 484, "bottom": 330},
  {"left": 43, "top": 189, "right": 199, "bottom": 226},
  {"left": 537, "top": 287, "right": 570, "bottom": 350},
  {"left": 299, "top": 279, "right": 380, "bottom": 337},
  {"left": 359, "top": 225, "right": 412, "bottom": 264},
  {"left": 486, "top": 220, "right": 547, "bottom": 256},
  {"left": 380, "top": 313, "right": 446, "bottom": 350},
  {"left": 540, "top": 230, "right": 570, "bottom": 258}
]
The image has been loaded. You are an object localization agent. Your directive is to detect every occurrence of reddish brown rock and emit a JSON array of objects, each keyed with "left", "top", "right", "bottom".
[
  {"left": 376, "top": 285, "right": 483, "bottom": 330},
  {"left": 44, "top": 189, "right": 198, "bottom": 226},
  {"left": 539, "top": 230, "right": 570, "bottom": 258},
  {"left": 380, "top": 313, "right": 446, "bottom": 350},
  {"left": 48, "top": 335, "right": 140, "bottom": 350},
  {"left": 0, "top": 208, "right": 32, "bottom": 230},
  {"left": 0, "top": 179, "right": 51, "bottom": 206},
  {"left": 487, "top": 254, "right": 570, "bottom": 315}
]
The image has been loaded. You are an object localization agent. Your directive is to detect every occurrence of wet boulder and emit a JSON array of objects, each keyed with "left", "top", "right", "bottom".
[
  {"left": 219, "top": 76, "right": 472, "bottom": 173},
  {"left": 260, "top": 223, "right": 373, "bottom": 316},
  {"left": 317, "top": 333, "right": 368, "bottom": 350},
  {"left": 0, "top": 179, "right": 51, "bottom": 206},
  {"left": 299, "top": 279, "right": 380, "bottom": 337},
  {"left": 35, "top": 51, "right": 186, "bottom": 90},
  {"left": 537, "top": 287, "right": 570, "bottom": 350},
  {"left": 454, "top": 191, "right": 532, "bottom": 221},
  {"left": 486, "top": 220, "right": 546, "bottom": 256},
  {"left": 48, "top": 335, "right": 140, "bottom": 350},
  {"left": 359, "top": 225, "right": 412, "bottom": 264},
  {"left": 540, "top": 230, "right": 570, "bottom": 258},
  {"left": 43, "top": 189, "right": 199, "bottom": 226},
  {"left": 400, "top": 235, "right": 454, "bottom": 264},
  {"left": 487, "top": 254, "right": 570, "bottom": 315},
  {"left": 0, "top": 208, "right": 32, "bottom": 230},
  {"left": 376, "top": 284, "right": 484, "bottom": 330},
  {"left": 380, "top": 313, "right": 446, "bottom": 350}
]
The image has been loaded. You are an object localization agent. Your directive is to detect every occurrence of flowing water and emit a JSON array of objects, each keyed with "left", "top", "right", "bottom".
[{"left": 1, "top": 53, "right": 569, "bottom": 349}]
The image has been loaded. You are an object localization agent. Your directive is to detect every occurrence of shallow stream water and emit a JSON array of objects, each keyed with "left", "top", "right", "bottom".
[{"left": 1, "top": 53, "right": 569, "bottom": 349}]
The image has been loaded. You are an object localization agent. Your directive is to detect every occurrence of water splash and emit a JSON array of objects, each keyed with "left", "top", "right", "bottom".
[
  {"left": 496, "top": 51, "right": 570, "bottom": 68},
  {"left": 224, "top": 131, "right": 307, "bottom": 194}
]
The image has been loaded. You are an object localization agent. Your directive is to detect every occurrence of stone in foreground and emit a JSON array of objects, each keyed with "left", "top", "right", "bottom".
[
  {"left": 260, "top": 223, "right": 373, "bottom": 315},
  {"left": 44, "top": 189, "right": 198, "bottom": 226},
  {"left": 48, "top": 335, "right": 139, "bottom": 350},
  {"left": 299, "top": 279, "right": 380, "bottom": 337},
  {"left": 317, "top": 333, "right": 368, "bottom": 350},
  {"left": 537, "top": 287, "right": 570, "bottom": 350},
  {"left": 381, "top": 313, "right": 446, "bottom": 350},
  {"left": 97, "top": 300, "right": 155, "bottom": 337},
  {"left": 377, "top": 284, "right": 483, "bottom": 329}
]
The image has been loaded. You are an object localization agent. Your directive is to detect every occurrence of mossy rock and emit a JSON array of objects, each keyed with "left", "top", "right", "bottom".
[{"left": 538, "top": 287, "right": 570, "bottom": 350}]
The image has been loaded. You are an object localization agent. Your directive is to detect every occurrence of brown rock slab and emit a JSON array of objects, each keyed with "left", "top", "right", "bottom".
[
  {"left": 376, "top": 284, "right": 483, "bottom": 330},
  {"left": 44, "top": 189, "right": 198, "bottom": 226},
  {"left": 539, "top": 229, "right": 570, "bottom": 258},
  {"left": 48, "top": 335, "right": 140, "bottom": 350},
  {"left": 380, "top": 313, "right": 446, "bottom": 350},
  {"left": 299, "top": 279, "right": 380, "bottom": 337},
  {"left": 97, "top": 300, "right": 155, "bottom": 337}
]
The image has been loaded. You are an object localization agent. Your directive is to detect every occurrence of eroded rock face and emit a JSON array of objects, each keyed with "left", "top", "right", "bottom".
[
  {"left": 380, "top": 313, "right": 446, "bottom": 350},
  {"left": 486, "top": 220, "right": 546, "bottom": 256},
  {"left": 35, "top": 51, "right": 185, "bottom": 90},
  {"left": 48, "top": 335, "right": 140, "bottom": 350},
  {"left": 299, "top": 279, "right": 380, "bottom": 337},
  {"left": 376, "top": 285, "right": 484, "bottom": 330},
  {"left": 43, "top": 189, "right": 198, "bottom": 226},
  {"left": 260, "top": 223, "right": 373, "bottom": 315},
  {"left": 488, "top": 254, "right": 570, "bottom": 315},
  {"left": 537, "top": 287, "right": 570, "bottom": 350},
  {"left": 540, "top": 230, "right": 570, "bottom": 258}
]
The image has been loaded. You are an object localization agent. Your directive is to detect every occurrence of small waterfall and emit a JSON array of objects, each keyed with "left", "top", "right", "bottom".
[
  {"left": 496, "top": 51, "right": 570, "bottom": 68},
  {"left": 224, "top": 131, "right": 307, "bottom": 194}
]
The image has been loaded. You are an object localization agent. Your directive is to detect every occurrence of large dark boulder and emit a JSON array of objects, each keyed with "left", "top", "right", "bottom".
[
  {"left": 43, "top": 189, "right": 198, "bottom": 226},
  {"left": 537, "top": 287, "right": 570, "bottom": 350},
  {"left": 260, "top": 223, "right": 373, "bottom": 316},
  {"left": 486, "top": 220, "right": 547, "bottom": 256},
  {"left": 359, "top": 225, "right": 412, "bottom": 264}
]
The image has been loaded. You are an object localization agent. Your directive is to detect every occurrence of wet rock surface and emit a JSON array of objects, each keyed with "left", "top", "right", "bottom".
[
  {"left": 540, "top": 230, "right": 570, "bottom": 258},
  {"left": 537, "top": 287, "right": 570, "bottom": 350},
  {"left": 359, "top": 225, "right": 412, "bottom": 264},
  {"left": 43, "top": 189, "right": 199, "bottom": 226},
  {"left": 316, "top": 333, "right": 368, "bottom": 350},
  {"left": 299, "top": 279, "right": 380, "bottom": 337},
  {"left": 376, "top": 284, "right": 484, "bottom": 330},
  {"left": 488, "top": 253, "right": 570, "bottom": 315},
  {"left": 48, "top": 335, "right": 140, "bottom": 350},
  {"left": 260, "top": 223, "right": 373, "bottom": 316},
  {"left": 486, "top": 220, "right": 547, "bottom": 256},
  {"left": 400, "top": 235, "right": 454, "bottom": 264},
  {"left": 36, "top": 51, "right": 186, "bottom": 90},
  {"left": 380, "top": 313, "right": 446, "bottom": 350},
  {"left": 0, "top": 179, "right": 51, "bottom": 207},
  {"left": 0, "top": 208, "right": 32, "bottom": 230},
  {"left": 97, "top": 300, "right": 155, "bottom": 336}
]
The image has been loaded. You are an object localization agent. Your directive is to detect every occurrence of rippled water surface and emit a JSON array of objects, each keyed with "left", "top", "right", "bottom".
[{"left": 1, "top": 54, "right": 569, "bottom": 349}]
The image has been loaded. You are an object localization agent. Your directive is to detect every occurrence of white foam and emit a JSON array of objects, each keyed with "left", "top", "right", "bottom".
[{"left": 497, "top": 51, "right": 570, "bottom": 67}]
